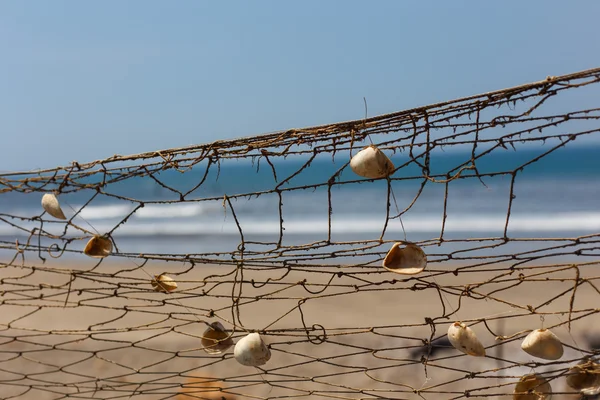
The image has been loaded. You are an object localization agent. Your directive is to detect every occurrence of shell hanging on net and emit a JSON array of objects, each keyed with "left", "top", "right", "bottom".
[
  {"left": 83, "top": 236, "right": 112, "bottom": 258},
  {"left": 513, "top": 373, "right": 552, "bottom": 400},
  {"left": 581, "top": 386, "right": 600, "bottom": 397},
  {"left": 382, "top": 243, "right": 427, "bottom": 275},
  {"left": 447, "top": 322, "right": 486, "bottom": 357},
  {"left": 521, "top": 328, "right": 563, "bottom": 360},
  {"left": 41, "top": 193, "right": 67, "bottom": 220},
  {"left": 151, "top": 274, "right": 178, "bottom": 293},
  {"left": 233, "top": 332, "right": 271, "bottom": 367},
  {"left": 201, "top": 322, "right": 234, "bottom": 355},
  {"left": 349, "top": 145, "right": 395, "bottom": 179},
  {"left": 566, "top": 358, "right": 600, "bottom": 392}
]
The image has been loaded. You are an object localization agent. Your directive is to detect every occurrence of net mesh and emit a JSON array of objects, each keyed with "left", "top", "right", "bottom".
[{"left": 1, "top": 67, "right": 600, "bottom": 399}]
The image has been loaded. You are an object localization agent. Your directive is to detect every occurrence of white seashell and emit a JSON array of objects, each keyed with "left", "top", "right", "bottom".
[
  {"left": 521, "top": 329, "right": 563, "bottom": 360},
  {"left": 382, "top": 243, "right": 427, "bottom": 275},
  {"left": 151, "top": 274, "right": 178, "bottom": 293},
  {"left": 513, "top": 373, "right": 552, "bottom": 400},
  {"left": 566, "top": 358, "right": 600, "bottom": 392},
  {"left": 447, "top": 322, "right": 486, "bottom": 357},
  {"left": 41, "top": 193, "right": 67, "bottom": 220},
  {"left": 233, "top": 332, "right": 271, "bottom": 366},
  {"left": 201, "top": 322, "right": 234, "bottom": 355},
  {"left": 83, "top": 235, "right": 112, "bottom": 258},
  {"left": 349, "top": 145, "right": 395, "bottom": 179}
]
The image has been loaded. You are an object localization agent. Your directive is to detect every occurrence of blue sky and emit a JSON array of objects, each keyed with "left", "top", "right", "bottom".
[{"left": 1, "top": 1, "right": 599, "bottom": 171}]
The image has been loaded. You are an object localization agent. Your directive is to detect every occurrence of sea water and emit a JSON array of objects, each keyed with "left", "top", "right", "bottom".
[{"left": 1, "top": 143, "right": 599, "bottom": 261}]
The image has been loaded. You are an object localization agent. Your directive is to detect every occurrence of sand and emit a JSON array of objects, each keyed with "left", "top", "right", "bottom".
[{"left": 0, "top": 257, "right": 598, "bottom": 399}]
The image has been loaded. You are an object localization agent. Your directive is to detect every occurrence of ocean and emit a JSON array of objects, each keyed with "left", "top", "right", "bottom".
[{"left": 1, "top": 144, "right": 600, "bottom": 261}]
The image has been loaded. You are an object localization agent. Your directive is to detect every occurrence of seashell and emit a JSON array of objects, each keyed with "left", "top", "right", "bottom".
[
  {"left": 447, "top": 322, "right": 486, "bottom": 357},
  {"left": 513, "top": 373, "right": 552, "bottom": 400},
  {"left": 349, "top": 145, "right": 395, "bottom": 179},
  {"left": 83, "top": 235, "right": 112, "bottom": 258},
  {"left": 382, "top": 243, "right": 427, "bottom": 275},
  {"left": 201, "top": 322, "right": 234, "bottom": 355},
  {"left": 581, "top": 386, "right": 600, "bottom": 396},
  {"left": 233, "top": 332, "right": 271, "bottom": 367},
  {"left": 41, "top": 193, "right": 67, "bottom": 220},
  {"left": 178, "top": 374, "right": 226, "bottom": 398},
  {"left": 521, "top": 329, "right": 563, "bottom": 360},
  {"left": 151, "top": 274, "right": 178, "bottom": 293},
  {"left": 566, "top": 358, "right": 600, "bottom": 392}
]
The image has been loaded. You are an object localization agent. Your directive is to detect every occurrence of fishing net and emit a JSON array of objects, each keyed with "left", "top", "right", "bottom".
[{"left": 1, "top": 67, "right": 600, "bottom": 399}]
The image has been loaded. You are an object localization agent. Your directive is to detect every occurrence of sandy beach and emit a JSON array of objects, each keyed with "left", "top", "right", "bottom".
[{"left": 0, "top": 255, "right": 598, "bottom": 400}]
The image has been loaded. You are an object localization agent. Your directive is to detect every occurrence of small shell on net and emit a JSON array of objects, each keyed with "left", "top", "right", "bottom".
[
  {"left": 201, "top": 322, "right": 234, "bottom": 355},
  {"left": 521, "top": 328, "right": 563, "bottom": 360},
  {"left": 513, "top": 373, "right": 552, "bottom": 400},
  {"left": 349, "top": 145, "right": 395, "bottom": 179},
  {"left": 447, "top": 322, "right": 486, "bottom": 357},
  {"left": 83, "top": 235, "right": 112, "bottom": 258},
  {"left": 151, "top": 274, "right": 178, "bottom": 293},
  {"left": 41, "top": 193, "right": 67, "bottom": 220},
  {"left": 233, "top": 332, "right": 271, "bottom": 366},
  {"left": 382, "top": 243, "right": 427, "bottom": 275}
]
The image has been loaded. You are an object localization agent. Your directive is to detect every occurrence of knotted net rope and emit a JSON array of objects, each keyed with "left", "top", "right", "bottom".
[{"left": 1, "top": 67, "right": 600, "bottom": 399}]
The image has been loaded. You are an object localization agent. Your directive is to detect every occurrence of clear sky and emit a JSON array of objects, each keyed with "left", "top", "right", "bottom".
[{"left": 1, "top": 1, "right": 599, "bottom": 171}]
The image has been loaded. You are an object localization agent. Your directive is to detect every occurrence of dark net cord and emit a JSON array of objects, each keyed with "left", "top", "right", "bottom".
[{"left": 0, "top": 67, "right": 599, "bottom": 399}]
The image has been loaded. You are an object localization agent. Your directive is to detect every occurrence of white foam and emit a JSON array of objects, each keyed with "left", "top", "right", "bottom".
[
  {"left": 76, "top": 204, "right": 134, "bottom": 220},
  {"left": 128, "top": 211, "right": 600, "bottom": 235},
  {"left": 71, "top": 203, "right": 209, "bottom": 221},
  {"left": 135, "top": 203, "right": 205, "bottom": 219},
  {"left": 2, "top": 211, "right": 599, "bottom": 237}
]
